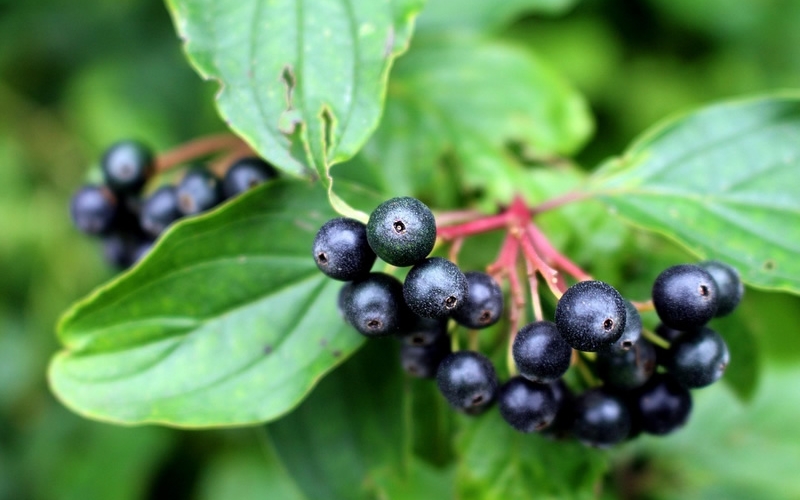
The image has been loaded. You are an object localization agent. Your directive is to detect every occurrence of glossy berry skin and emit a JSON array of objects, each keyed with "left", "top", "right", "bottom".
[
  {"left": 654, "top": 323, "right": 687, "bottom": 366},
  {"left": 366, "top": 197, "right": 436, "bottom": 267},
  {"left": 398, "top": 315, "right": 447, "bottom": 347},
  {"left": 554, "top": 280, "right": 627, "bottom": 352},
  {"left": 603, "top": 301, "right": 642, "bottom": 353},
  {"left": 652, "top": 264, "right": 719, "bottom": 329},
  {"left": 176, "top": 167, "right": 222, "bottom": 215},
  {"left": 498, "top": 376, "right": 559, "bottom": 433},
  {"left": 512, "top": 321, "right": 572, "bottom": 383},
  {"left": 664, "top": 326, "right": 729, "bottom": 388},
  {"left": 313, "top": 218, "right": 376, "bottom": 281},
  {"left": 436, "top": 351, "right": 498, "bottom": 412},
  {"left": 140, "top": 186, "right": 182, "bottom": 238},
  {"left": 452, "top": 271, "right": 504, "bottom": 329},
  {"left": 403, "top": 257, "right": 468, "bottom": 319},
  {"left": 343, "top": 273, "right": 407, "bottom": 338},
  {"left": 572, "top": 389, "right": 631, "bottom": 448},
  {"left": 70, "top": 185, "right": 118, "bottom": 235},
  {"left": 102, "top": 232, "right": 152, "bottom": 270},
  {"left": 101, "top": 140, "right": 155, "bottom": 194},
  {"left": 632, "top": 373, "right": 692, "bottom": 435},
  {"left": 540, "top": 380, "right": 575, "bottom": 440},
  {"left": 698, "top": 260, "right": 744, "bottom": 317},
  {"left": 222, "top": 157, "right": 278, "bottom": 198},
  {"left": 595, "top": 337, "right": 657, "bottom": 390},
  {"left": 400, "top": 333, "right": 451, "bottom": 379}
]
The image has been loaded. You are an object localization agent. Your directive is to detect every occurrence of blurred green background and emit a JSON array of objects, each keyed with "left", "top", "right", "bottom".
[{"left": 1, "top": 0, "right": 799, "bottom": 498}]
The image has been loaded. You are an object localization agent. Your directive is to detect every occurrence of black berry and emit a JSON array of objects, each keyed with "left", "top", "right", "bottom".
[
  {"left": 101, "top": 140, "right": 155, "bottom": 194},
  {"left": 313, "top": 218, "right": 376, "bottom": 281},
  {"left": 102, "top": 232, "right": 152, "bottom": 270},
  {"left": 603, "top": 301, "right": 642, "bottom": 353},
  {"left": 140, "top": 186, "right": 182, "bottom": 238},
  {"left": 664, "top": 326, "right": 729, "bottom": 388},
  {"left": 498, "top": 376, "right": 559, "bottom": 433},
  {"left": 452, "top": 271, "right": 504, "bottom": 329},
  {"left": 512, "top": 321, "right": 572, "bottom": 383},
  {"left": 176, "top": 167, "right": 222, "bottom": 215},
  {"left": 540, "top": 380, "right": 575, "bottom": 440},
  {"left": 554, "top": 280, "right": 627, "bottom": 352},
  {"left": 398, "top": 315, "right": 448, "bottom": 347},
  {"left": 342, "top": 273, "right": 406, "bottom": 338},
  {"left": 400, "top": 333, "right": 452, "bottom": 378},
  {"left": 698, "top": 260, "right": 744, "bottom": 317},
  {"left": 652, "top": 264, "right": 719, "bottom": 329},
  {"left": 436, "top": 350, "right": 498, "bottom": 412},
  {"left": 403, "top": 257, "right": 468, "bottom": 319},
  {"left": 595, "top": 337, "right": 657, "bottom": 390},
  {"left": 70, "top": 185, "right": 118, "bottom": 235},
  {"left": 366, "top": 196, "right": 436, "bottom": 267},
  {"left": 632, "top": 373, "right": 692, "bottom": 436},
  {"left": 572, "top": 388, "right": 631, "bottom": 448},
  {"left": 222, "top": 157, "right": 278, "bottom": 198}
]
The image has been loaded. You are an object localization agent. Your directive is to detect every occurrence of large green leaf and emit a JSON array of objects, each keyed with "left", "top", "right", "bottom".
[
  {"left": 334, "top": 35, "right": 592, "bottom": 208},
  {"left": 49, "top": 180, "right": 381, "bottom": 427},
  {"left": 416, "top": 0, "right": 578, "bottom": 33},
  {"left": 591, "top": 94, "right": 800, "bottom": 293},
  {"left": 165, "top": 0, "right": 423, "bottom": 217}
]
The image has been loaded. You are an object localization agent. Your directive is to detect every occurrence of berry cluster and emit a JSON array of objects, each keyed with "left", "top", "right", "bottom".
[
  {"left": 313, "top": 196, "right": 743, "bottom": 448},
  {"left": 70, "top": 139, "right": 276, "bottom": 269}
]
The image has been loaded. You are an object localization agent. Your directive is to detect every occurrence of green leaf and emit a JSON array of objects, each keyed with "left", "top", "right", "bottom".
[
  {"left": 335, "top": 35, "right": 592, "bottom": 207},
  {"left": 269, "top": 340, "right": 453, "bottom": 500},
  {"left": 455, "top": 411, "right": 608, "bottom": 499},
  {"left": 591, "top": 94, "right": 800, "bottom": 294},
  {"left": 49, "top": 180, "right": 382, "bottom": 427},
  {"left": 417, "top": 0, "right": 578, "bottom": 33},
  {"left": 165, "top": 0, "right": 424, "bottom": 217},
  {"left": 711, "top": 309, "right": 760, "bottom": 403}
]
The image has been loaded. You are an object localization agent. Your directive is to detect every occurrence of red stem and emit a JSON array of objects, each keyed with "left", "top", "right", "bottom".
[
  {"left": 437, "top": 212, "right": 509, "bottom": 241},
  {"left": 526, "top": 223, "right": 592, "bottom": 282},
  {"left": 530, "top": 190, "right": 591, "bottom": 215},
  {"left": 518, "top": 233, "right": 566, "bottom": 298}
]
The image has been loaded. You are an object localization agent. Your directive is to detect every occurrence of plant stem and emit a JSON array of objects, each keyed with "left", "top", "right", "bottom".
[
  {"left": 437, "top": 212, "right": 509, "bottom": 240},
  {"left": 524, "top": 258, "right": 544, "bottom": 322},
  {"left": 155, "top": 133, "right": 248, "bottom": 172},
  {"left": 526, "top": 223, "right": 592, "bottom": 282},
  {"left": 518, "top": 232, "right": 566, "bottom": 299},
  {"left": 530, "top": 190, "right": 591, "bottom": 215},
  {"left": 632, "top": 299, "right": 655, "bottom": 312},
  {"left": 642, "top": 328, "right": 670, "bottom": 349}
]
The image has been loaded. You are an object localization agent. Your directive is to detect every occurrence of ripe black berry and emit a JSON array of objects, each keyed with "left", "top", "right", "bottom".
[
  {"left": 102, "top": 232, "right": 152, "bottom": 270},
  {"left": 652, "top": 264, "right": 719, "bottom": 329},
  {"left": 452, "top": 271, "right": 504, "bottom": 329},
  {"left": 512, "top": 321, "right": 572, "bottom": 383},
  {"left": 400, "top": 333, "right": 451, "bottom": 378},
  {"left": 176, "top": 167, "right": 222, "bottom": 215},
  {"left": 140, "top": 186, "right": 182, "bottom": 238},
  {"left": 554, "top": 280, "right": 627, "bottom": 352},
  {"left": 366, "top": 197, "right": 436, "bottom": 267},
  {"left": 313, "top": 218, "right": 376, "bottom": 281},
  {"left": 664, "top": 326, "right": 729, "bottom": 388},
  {"left": 595, "top": 337, "right": 657, "bottom": 390},
  {"left": 398, "top": 315, "right": 447, "bottom": 347},
  {"left": 572, "top": 389, "right": 631, "bottom": 448},
  {"left": 342, "top": 273, "right": 406, "bottom": 338},
  {"left": 698, "top": 260, "right": 744, "bottom": 317},
  {"left": 70, "top": 185, "right": 118, "bottom": 235},
  {"left": 632, "top": 373, "right": 692, "bottom": 435},
  {"left": 436, "top": 350, "right": 498, "bottom": 412},
  {"left": 403, "top": 257, "right": 468, "bottom": 319},
  {"left": 222, "top": 157, "right": 278, "bottom": 198},
  {"left": 540, "top": 380, "right": 575, "bottom": 440},
  {"left": 498, "top": 376, "right": 559, "bottom": 433},
  {"left": 603, "top": 301, "right": 642, "bottom": 353},
  {"left": 101, "top": 140, "right": 155, "bottom": 194}
]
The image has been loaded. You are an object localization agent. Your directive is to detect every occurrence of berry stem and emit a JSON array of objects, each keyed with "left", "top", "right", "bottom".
[
  {"left": 572, "top": 351, "right": 600, "bottom": 387},
  {"left": 526, "top": 223, "right": 592, "bottom": 282},
  {"left": 518, "top": 232, "right": 566, "bottom": 299},
  {"left": 468, "top": 329, "right": 479, "bottom": 351},
  {"left": 642, "top": 328, "right": 671, "bottom": 349},
  {"left": 632, "top": 299, "right": 655, "bottom": 312},
  {"left": 433, "top": 209, "right": 486, "bottom": 227},
  {"left": 155, "top": 133, "right": 250, "bottom": 172},
  {"left": 448, "top": 237, "right": 464, "bottom": 264},
  {"left": 524, "top": 258, "right": 544, "bottom": 322},
  {"left": 437, "top": 212, "right": 509, "bottom": 241},
  {"left": 530, "top": 190, "right": 591, "bottom": 215}
]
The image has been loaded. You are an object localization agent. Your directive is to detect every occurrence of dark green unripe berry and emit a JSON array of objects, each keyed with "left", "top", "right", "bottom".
[
  {"left": 595, "top": 337, "right": 657, "bottom": 390},
  {"left": 664, "top": 326, "right": 729, "bottom": 388},
  {"left": 403, "top": 257, "right": 468, "bottom": 319},
  {"left": 698, "top": 260, "right": 744, "bottom": 317},
  {"left": 452, "top": 271, "right": 504, "bottom": 329},
  {"left": 176, "top": 167, "right": 222, "bottom": 215},
  {"left": 101, "top": 140, "right": 155, "bottom": 194},
  {"left": 140, "top": 186, "right": 182, "bottom": 238},
  {"left": 572, "top": 389, "right": 631, "bottom": 448},
  {"left": 343, "top": 273, "right": 406, "bottom": 338},
  {"left": 436, "top": 351, "right": 498, "bottom": 412},
  {"left": 632, "top": 373, "right": 692, "bottom": 436},
  {"left": 366, "top": 197, "right": 436, "bottom": 267},
  {"left": 313, "top": 218, "right": 376, "bottom": 281},
  {"left": 222, "top": 157, "right": 278, "bottom": 198},
  {"left": 70, "top": 185, "right": 118, "bottom": 235},
  {"left": 498, "top": 376, "right": 559, "bottom": 433},
  {"left": 512, "top": 321, "right": 572, "bottom": 383},
  {"left": 554, "top": 280, "right": 627, "bottom": 352},
  {"left": 652, "top": 264, "right": 719, "bottom": 329}
]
